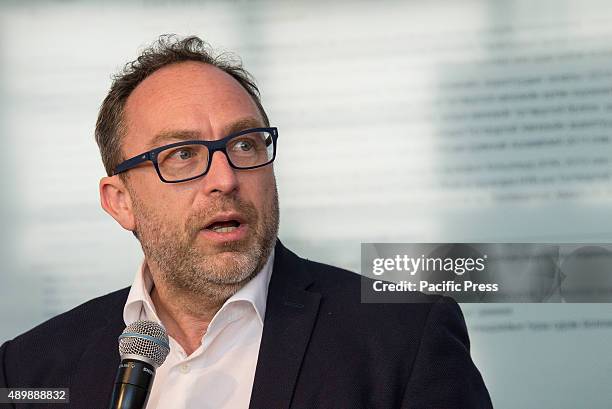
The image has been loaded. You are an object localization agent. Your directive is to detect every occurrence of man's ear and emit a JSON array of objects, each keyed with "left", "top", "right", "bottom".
[{"left": 99, "top": 175, "right": 136, "bottom": 231}]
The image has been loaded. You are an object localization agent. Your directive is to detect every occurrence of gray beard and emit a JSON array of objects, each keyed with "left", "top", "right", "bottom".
[{"left": 133, "top": 188, "right": 279, "bottom": 305}]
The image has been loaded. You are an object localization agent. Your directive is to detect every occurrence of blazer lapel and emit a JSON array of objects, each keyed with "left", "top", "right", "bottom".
[{"left": 249, "top": 241, "right": 322, "bottom": 409}]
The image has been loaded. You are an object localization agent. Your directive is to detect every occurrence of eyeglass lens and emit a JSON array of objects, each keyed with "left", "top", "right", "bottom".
[{"left": 157, "top": 130, "right": 274, "bottom": 181}]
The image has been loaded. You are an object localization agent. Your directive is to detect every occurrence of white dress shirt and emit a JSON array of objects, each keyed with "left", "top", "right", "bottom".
[{"left": 123, "top": 250, "right": 274, "bottom": 409}]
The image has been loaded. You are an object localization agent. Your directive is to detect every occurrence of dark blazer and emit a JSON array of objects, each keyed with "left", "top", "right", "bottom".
[{"left": 0, "top": 241, "right": 493, "bottom": 409}]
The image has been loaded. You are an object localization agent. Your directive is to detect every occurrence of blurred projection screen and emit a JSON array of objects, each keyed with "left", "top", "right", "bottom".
[{"left": 1, "top": 1, "right": 612, "bottom": 408}]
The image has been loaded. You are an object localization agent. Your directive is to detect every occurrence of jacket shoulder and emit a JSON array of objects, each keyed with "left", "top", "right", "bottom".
[
  {"left": 1, "top": 287, "right": 129, "bottom": 387},
  {"left": 12, "top": 287, "right": 130, "bottom": 344}
]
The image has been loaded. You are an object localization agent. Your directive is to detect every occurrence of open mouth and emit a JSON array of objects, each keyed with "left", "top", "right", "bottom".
[{"left": 204, "top": 220, "right": 241, "bottom": 233}]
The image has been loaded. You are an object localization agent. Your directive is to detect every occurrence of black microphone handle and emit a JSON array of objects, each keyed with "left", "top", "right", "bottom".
[{"left": 109, "top": 359, "right": 156, "bottom": 409}]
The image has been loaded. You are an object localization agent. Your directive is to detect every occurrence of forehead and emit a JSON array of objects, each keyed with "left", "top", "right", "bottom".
[{"left": 122, "top": 61, "right": 263, "bottom": 153}]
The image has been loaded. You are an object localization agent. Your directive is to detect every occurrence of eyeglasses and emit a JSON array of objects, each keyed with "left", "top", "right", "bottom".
[{"left": 112, "top": 127, "right": 278, "bottom": 183}]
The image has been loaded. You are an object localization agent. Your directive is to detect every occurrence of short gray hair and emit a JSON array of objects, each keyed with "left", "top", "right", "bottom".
[{"left": 95, "top": 34, "right": 270, "bottom": 176}]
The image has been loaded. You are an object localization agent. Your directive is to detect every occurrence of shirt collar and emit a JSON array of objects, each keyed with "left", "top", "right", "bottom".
[{"left": 123, "top": 249, "right": 275, "bottom": 328}]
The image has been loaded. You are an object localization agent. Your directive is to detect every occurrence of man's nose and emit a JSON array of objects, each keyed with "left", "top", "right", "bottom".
[{"left": 200, "top": 151, "right": 239, "bottom": 194}]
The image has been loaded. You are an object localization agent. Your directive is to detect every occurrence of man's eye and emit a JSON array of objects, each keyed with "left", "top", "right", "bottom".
[
  {"left": 170, "top": 148, "right": 197, "bottom": 160},
  {"left": 232, "top": 140, "right": 254, "bottom": 152}
]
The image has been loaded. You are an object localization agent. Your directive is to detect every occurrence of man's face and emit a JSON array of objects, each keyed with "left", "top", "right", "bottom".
[{"left": 119, "top": 61, "right": 279, "bottom": 299}]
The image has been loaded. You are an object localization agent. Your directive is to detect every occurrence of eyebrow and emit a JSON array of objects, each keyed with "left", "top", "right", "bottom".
[{"left": 145, "top": 117, "right": 265, "bottom": 150}]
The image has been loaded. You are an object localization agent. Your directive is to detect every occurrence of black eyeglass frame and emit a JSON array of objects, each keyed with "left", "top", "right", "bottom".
[{"left": 112, "top": 127, "right": 278, "bottom": 183}]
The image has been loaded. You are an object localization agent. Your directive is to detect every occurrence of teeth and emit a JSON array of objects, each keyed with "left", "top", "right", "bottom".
[{"left": 211, "top": 226, "right": 237, "bottom": 233}]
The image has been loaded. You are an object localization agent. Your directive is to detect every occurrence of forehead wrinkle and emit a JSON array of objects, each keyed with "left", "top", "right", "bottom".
[{"left": 144, "top": 116, "right": 265, "bottom": 150}]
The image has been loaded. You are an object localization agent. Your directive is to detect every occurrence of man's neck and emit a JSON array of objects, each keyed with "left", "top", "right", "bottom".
[{"left": 150, "top": 284, "right": 224, "bottom": 356}]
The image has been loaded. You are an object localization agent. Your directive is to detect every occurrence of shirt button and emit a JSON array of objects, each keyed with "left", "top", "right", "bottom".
[{"left": 180, "top": 363, "right": 190, "bottom": 374}]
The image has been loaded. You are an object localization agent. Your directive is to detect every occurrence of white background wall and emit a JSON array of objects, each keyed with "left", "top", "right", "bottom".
[{"left": 1, "top": 1, "right": 612, "bottom": 407}]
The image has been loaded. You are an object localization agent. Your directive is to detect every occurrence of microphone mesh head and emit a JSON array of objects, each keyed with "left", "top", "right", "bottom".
[{"left": 118, "top": 320, "right": 170, "bottom": 368}]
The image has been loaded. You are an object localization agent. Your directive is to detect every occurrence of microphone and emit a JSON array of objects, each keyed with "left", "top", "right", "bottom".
[{"left": 109, "top": 320, "right": 170, "bottom": 409}]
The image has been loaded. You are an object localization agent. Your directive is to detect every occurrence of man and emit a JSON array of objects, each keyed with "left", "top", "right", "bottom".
[{"left": 0, "top": 35, "right": 493, "bottom": 409}]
